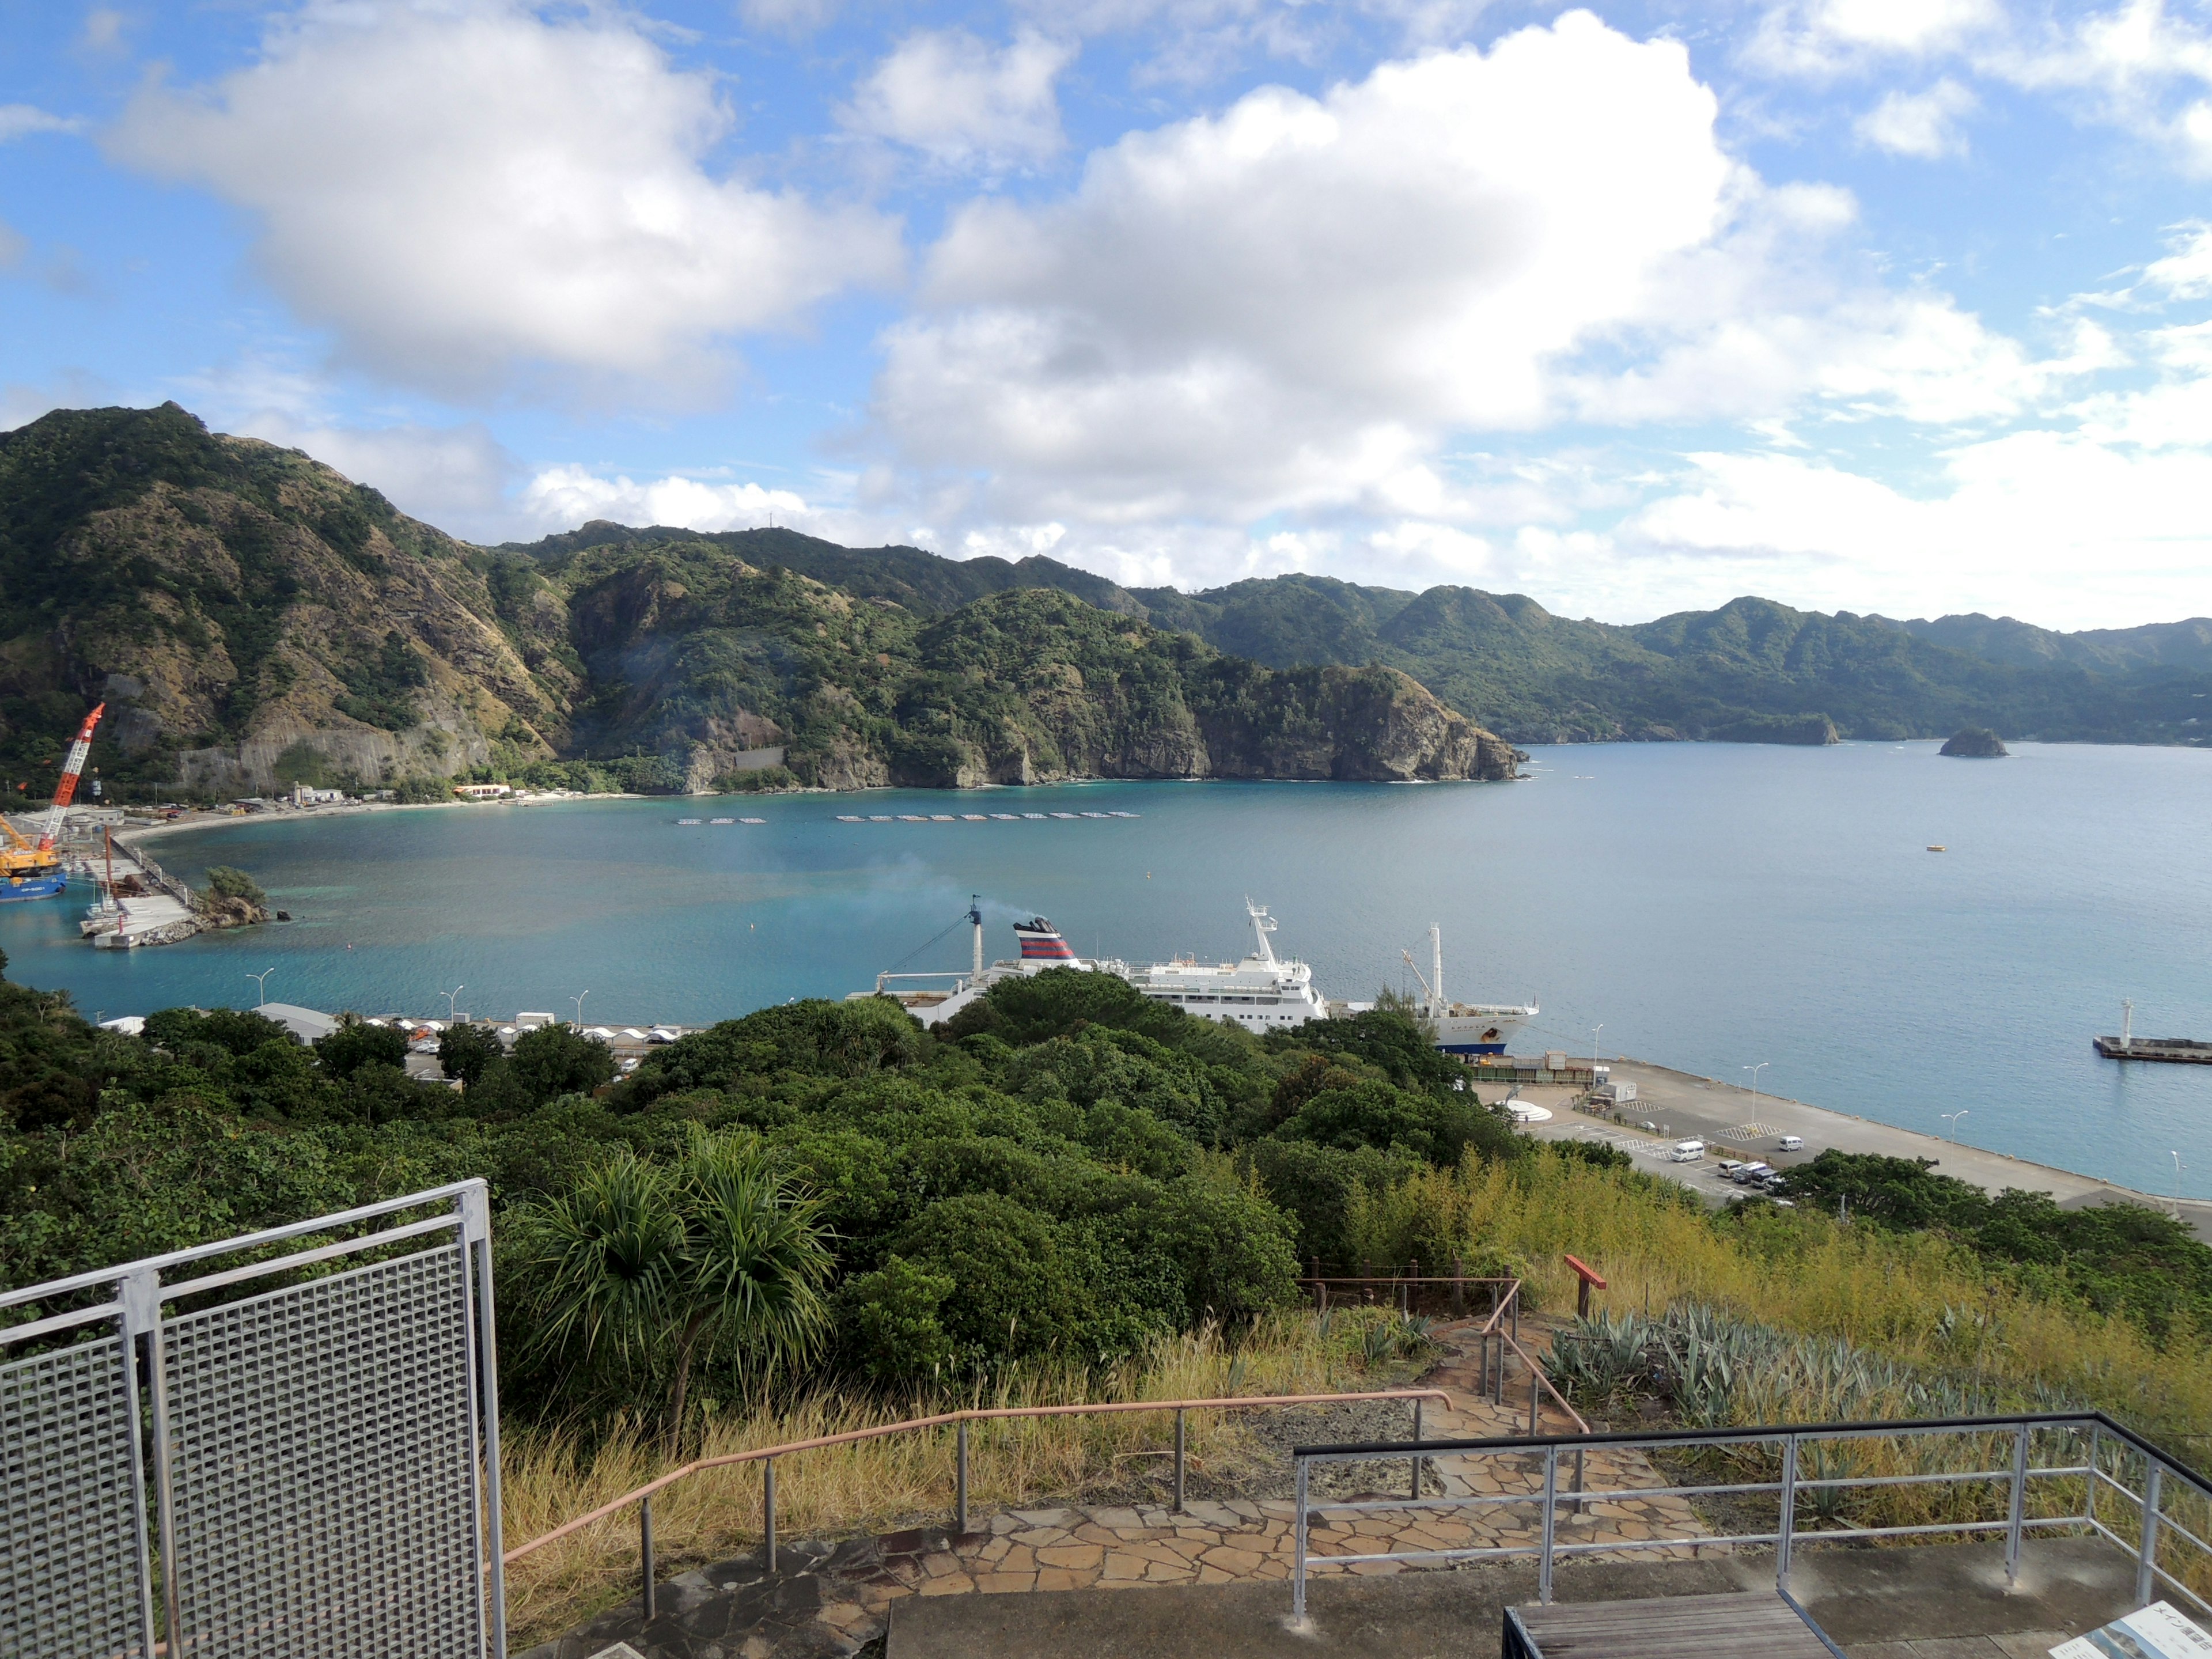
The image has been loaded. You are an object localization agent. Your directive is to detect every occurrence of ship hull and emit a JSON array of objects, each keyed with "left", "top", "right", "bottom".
[{"left": 0, "top": 873, "right": 65, "bottom": 902}]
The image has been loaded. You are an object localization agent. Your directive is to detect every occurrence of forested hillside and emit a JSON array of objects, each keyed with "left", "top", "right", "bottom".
[
  {"left": 0, "top": 407, "right": 1514, "bottom": 798},
  {"left": 509, "top": 525, "right": 2212, "bottom": 748}
]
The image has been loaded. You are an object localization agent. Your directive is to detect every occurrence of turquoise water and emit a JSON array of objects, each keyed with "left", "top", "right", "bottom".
[{"left": 5, "top": 741, "right": 2209, "bottom": 1199}]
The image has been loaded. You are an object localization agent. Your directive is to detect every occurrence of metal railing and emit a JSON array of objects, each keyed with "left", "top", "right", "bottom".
[
  {"left": 507, "top": 1385, "right": 1451, "bottom": 1620},
  {"left": 1289, "top": 1410, "right": 2212, "bottom": 1624},
  {"left": 1, "top": 1180, "right": 505, "bottom": 1659}
]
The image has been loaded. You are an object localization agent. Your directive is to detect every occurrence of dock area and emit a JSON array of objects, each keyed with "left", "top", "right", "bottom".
[
  {"left": 2094, "top": 1034, "right": 2212, "bottom": 1063},
  {"left": 1486, "top": 1057, "right": 2212, "bottom": 1243}
]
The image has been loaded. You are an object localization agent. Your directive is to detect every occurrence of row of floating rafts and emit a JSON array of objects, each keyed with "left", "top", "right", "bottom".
[
  {"left": 834, "top": 810, "right": 1141, "bottom": 823},
  {"left": 675, "top": 816, "right": 768, "bottom": 825}
]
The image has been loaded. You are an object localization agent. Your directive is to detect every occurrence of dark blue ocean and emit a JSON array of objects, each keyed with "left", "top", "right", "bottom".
[{"left": 6, "top": 740, "right": 2207, "bottom": 1199}]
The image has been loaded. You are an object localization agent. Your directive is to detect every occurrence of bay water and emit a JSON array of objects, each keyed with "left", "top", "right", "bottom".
[{"left": 5, "top": 740, "right": 2207, "bottom": 1200}]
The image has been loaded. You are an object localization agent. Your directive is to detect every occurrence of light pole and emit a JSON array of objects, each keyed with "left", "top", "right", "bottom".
[
  {"left": 2174, "top": 1151, "right": 2188, "bottom": 1219},
  {"left": 1743, "top": 1062, "right": 1769, "bottom": 1111},
  {"left": 441, "top": 984, "right": 464, "bottom": 1020},
  {"left": 1591, "top": 1024, "right": 1604, "bottom": 1071},
  {"left": 571, "top": 989, "right": 589, "bottom": 1027},
  {"left": 1941, "top": 1110, "right": 1968, "bottom": 1142},
  {"left": 246, "top": 968, "right": 275, "bottom": 1009}
]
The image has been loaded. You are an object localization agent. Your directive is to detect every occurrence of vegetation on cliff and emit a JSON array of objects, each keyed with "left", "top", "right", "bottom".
[
  {"left": 507, "top": 525, "right": 2212, "bottom": 750},
  {"left": 0, "top": 407, "right": 1514, "bottom": 797},
  {"left": 1940, "top": 725, "right": 2009, "bottom": 756}
]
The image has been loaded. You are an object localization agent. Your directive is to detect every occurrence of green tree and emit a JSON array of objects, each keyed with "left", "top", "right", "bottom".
[
  {"left": 512, "top": 1134, "right": 832, "bottom": 1443},
  {"left": 438, "top": 1022, "right": 506, "bottom": 1089},
  {"left": 313, "top": 1021, "right": 408, "bottom": 1078},
  {"left": 509, "top": 1022, "right": 616, "bottom": 1106}
]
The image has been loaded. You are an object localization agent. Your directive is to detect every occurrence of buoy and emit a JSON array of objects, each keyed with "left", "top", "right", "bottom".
[{"left": 1927, "top": 845, "right": 1946, "bottom": 853}]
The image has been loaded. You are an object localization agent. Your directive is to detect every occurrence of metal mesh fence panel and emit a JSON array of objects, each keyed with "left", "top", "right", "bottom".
[
  {"left": 162, "top": 1245, "right": 484, "bottom": 1659},
  {"left": 0, "top": 1331, "right": 150, "bottom": 1659}
]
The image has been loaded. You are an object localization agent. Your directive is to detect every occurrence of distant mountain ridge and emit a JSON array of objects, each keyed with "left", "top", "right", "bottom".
[
  {"left": 0, "top": 407, "right": 1517, "bottom": 797},
  {"left": 506, "top": 526, "right": 2207, "bottom": 747}
]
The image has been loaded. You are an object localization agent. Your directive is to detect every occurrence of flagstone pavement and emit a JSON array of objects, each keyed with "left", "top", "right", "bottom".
[{"left": 522, "top": 1318, "right": 1717, "bottom": 1659}]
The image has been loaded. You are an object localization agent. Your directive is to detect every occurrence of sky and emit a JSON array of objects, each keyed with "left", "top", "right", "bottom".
[{"left": 4, "top": 2, "right": 2212, "bottom": 629}]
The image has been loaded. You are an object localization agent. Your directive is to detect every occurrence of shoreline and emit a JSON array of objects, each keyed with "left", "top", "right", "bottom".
[{"left": 1505, "top": 1057, "right": 2212, "bottom": 1242}]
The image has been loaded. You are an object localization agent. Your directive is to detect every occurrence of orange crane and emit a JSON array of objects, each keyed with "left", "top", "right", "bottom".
[{"left": 0, "top": 703, "right": 102, "bottom": 896}]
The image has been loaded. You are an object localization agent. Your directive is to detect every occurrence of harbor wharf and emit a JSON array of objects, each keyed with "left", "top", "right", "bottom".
[{"left": 1494, "top": 1057, "right": 2212, "bottom": 1243}]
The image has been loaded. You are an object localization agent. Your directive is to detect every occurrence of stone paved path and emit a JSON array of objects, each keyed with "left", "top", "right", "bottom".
[{"left": 523, "top": 1319, "right": 1715, "bottom": 1659}]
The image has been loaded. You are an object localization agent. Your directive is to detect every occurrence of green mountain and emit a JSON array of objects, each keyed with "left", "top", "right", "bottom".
[
  {"left": 513, "top": 528, "right": 2209, "bottom": 747},
  {"left": 1127, "top": 578, "right": 2210, "bottom": 745},
  {"left": 0, "top": 406, "right": 1514, "bottom": 797}
]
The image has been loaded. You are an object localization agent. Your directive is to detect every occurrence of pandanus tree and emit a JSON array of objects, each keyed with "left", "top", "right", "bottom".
[{"left": 514, "top": 1132, "right": 833, "bottom": 1445}]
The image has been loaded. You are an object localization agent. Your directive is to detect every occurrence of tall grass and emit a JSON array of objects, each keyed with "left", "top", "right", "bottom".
[
  {"left": 500, "top": 1309, "right": 1418, "bottom": 1644},
  {"left": 1348, "top": 1149, "right": 2212, "bottom": 1445},
  {"left": 503, "top": 1149, "right": 2212, "bottom": 1643}
]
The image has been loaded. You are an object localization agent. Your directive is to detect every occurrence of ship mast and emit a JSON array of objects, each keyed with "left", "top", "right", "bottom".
[{"left": 1245, "top": 898, "right": 1278, "bottom": 967}]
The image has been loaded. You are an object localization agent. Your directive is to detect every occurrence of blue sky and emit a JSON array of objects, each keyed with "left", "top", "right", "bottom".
[{"left": 5, "top": 0, "right": 2212, "bottom": 628}]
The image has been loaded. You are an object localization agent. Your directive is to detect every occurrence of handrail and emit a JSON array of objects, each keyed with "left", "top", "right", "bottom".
[
  {"left": 1288, "top": 1408, "right": 2212, "bottom": 1623},
  {"left": 505, "top": 1385, "right": 1452, "bottom": 1566},
  {"left": 1501, "top": 1329, "right": 1589, "bottom": 1436}
]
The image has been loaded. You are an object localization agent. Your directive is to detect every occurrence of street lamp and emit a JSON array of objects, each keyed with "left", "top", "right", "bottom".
[
  {"left": 1940, "top": 1110, "right": 1969, "bottom": 1141},
  {"left": 1591, "top": 1024, "right": 1604, "bottom": 1071},
  {"left": 441, "top": 984, "right": 464, "bottom": 1020},
  {"left": 1743, "top": 1062, "right": 1770, "bottom": 1111},
  {"left": 2174, "top": 1151, "right": 2188, "bottom": 1219},
  {"left": 246, "top": 967, "right": 275, "bottom": 1009},
  {"left": 571, "top": 989, "right": 590, "bottom": 1027}
]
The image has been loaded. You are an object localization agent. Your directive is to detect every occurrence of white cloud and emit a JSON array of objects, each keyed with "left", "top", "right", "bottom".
[
  {"left": 1855, "top": 79, "right": 1978, "bottom": 156},
  {"left": 870, "top": 10, "right": 2085, "bottom": 555},
  {"left": 843, "top": 28, "right": 1074, "bottom": 169},
  {"left": 0, "top": 105, "right": 84, "bottom": 142},
  {"left": 107, "top": 1, "right": 903, "bottom": 401},
  {"left": 2139, "top": 222, "right": 2212, "bottom": 298},
  {"left": 1748, "top": 0, "right": 2000, "bottom": 75},
  {"left": 517, "top": 467, "right": 819, "bottom": 540},
  {"left": 1616, "top": 428, "right": 2212, "bottom": 628},
  {"left": 879, "top": 14, "right": 1736, "bottom": 524}
]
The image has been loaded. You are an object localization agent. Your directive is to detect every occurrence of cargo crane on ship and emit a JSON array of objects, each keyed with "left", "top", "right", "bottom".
[{"left": 0, "top": 703, "right": 103, "bottom": 902}]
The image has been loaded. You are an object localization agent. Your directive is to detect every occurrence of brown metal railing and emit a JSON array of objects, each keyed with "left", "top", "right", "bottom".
[
  {"left": 509, "top": 1257, "right": 1609, "bottom": 1620},
  {"left": 505, "top": 1386, "right": 1453, "bottom": 1618}
]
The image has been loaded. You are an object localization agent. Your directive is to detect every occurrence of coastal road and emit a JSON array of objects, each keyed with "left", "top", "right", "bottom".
[{"left": 1479, "top": 1058, "right": 2212, "bottom": 1243}]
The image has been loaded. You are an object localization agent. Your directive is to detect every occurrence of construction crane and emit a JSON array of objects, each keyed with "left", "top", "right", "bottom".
[
  {"left": 0, "top": 703, "right": 102, "bottom": 895},
  {"left": 37, "top": 702, "right": 103, "bottom": 850}
]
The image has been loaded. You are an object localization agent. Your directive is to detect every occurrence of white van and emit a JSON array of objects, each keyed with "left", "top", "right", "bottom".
[
  {"left": 1668, "top": 1139, "right": 1706, "bottom": 1162},
  {"left": 1778, "top": 1135, "right": 1805, "bottom": 1152}
]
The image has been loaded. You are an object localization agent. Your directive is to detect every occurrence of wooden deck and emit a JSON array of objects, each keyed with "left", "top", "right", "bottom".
[{"left": 1505, "top": 1591, "right": 1836, "bottom": 1657}]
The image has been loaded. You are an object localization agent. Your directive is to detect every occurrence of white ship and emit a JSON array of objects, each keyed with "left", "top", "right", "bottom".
[
  {"left": 1400, "top": 923, "right": 1536, "bottom": 1056},
  {"left": 856, "top": 897, "right": 1329, "bottom": 1033},
  {"left": 1118, "top": 900, "right": 1330, "bottom": 1032}
]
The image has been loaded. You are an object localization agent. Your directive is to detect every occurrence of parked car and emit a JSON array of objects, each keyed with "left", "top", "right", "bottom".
[
  {"left": 1714, "top": 1159, "right": 1745, "bottom": 1175},
  {"left": 1735, "top": 1162, "right": 1775, "bottom": 1184}
]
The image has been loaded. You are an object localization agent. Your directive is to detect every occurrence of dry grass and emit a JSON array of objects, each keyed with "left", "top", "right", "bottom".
[
  {"left": 1350, "top": 1149, "right": 2212, "bottom": 1442},
  {"left": 501, "top": 1149, "right": 2212, "bottom": 1643},
  {"left": 499, "top": 1310, "right": 1411, "bottom": 1645}
]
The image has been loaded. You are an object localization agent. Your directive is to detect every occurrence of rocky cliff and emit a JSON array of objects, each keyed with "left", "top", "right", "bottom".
[{"left": 0, "top": 407, "right": 1521, "bottom": 796}]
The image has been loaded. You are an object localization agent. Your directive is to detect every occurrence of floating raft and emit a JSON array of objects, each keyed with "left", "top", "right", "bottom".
[
  {"left": 2095, "top": 1035, "right": 2212, "bottom": 1063},
  {"left": 832, "top": 810, "right": 1140, "bottom": 824}
]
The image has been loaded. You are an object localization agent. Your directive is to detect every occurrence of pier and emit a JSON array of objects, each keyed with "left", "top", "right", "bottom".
[{"left": 2094, "top": 1034, "right": 2212, "bottom": 1063}]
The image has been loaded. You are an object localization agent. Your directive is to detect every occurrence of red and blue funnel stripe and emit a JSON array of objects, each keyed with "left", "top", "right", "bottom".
[{"left": 1015, "top": 919, "right": 1075, "bottom": 960}]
